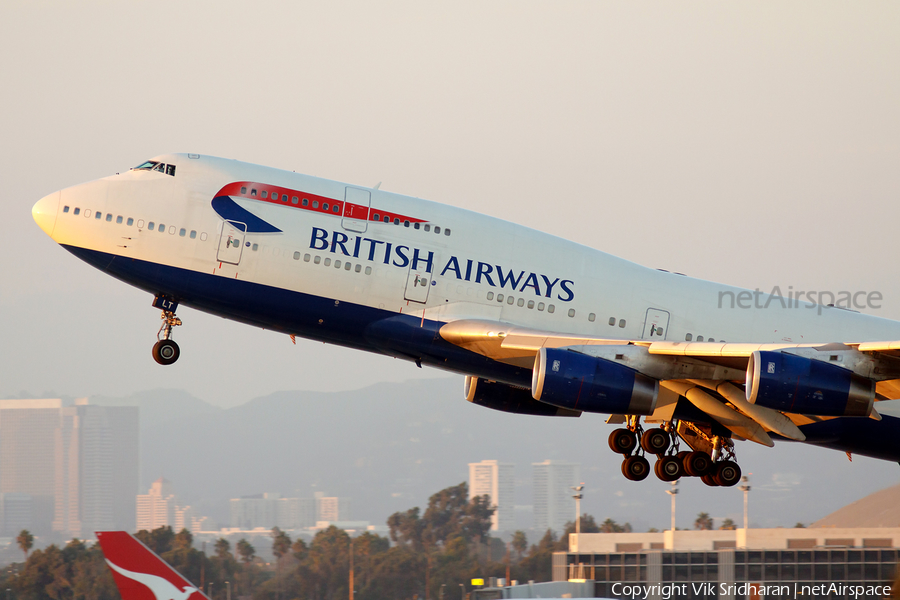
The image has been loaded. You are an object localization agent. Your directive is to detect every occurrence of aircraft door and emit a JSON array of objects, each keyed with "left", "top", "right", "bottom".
[
  {"left": 642, "top": 308, "right": 670, "bottom": 340},
  {"left": 342, "top": 187, "right": 371, "bottom": 233},
  {"left": 404, "top": 250, "right": 438, "bottom": 304},
  {"left": 217, "top": 220, "right": 246, "bottom": 265}
]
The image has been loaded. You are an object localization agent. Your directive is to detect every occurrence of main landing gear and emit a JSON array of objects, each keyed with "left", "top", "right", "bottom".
[
  {"left": 608, "top": 418, "right": 742, "bottom": 486},
  {"left": 151, "top": 295, "right": 182, "bottom": 366}
]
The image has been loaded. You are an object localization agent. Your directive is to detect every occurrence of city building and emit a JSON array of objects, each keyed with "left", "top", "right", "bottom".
[
  {"left": 136, "top": 478, "right": 177, "bottom": 531},
  {"left": 555, "top": 528, "right": 900, "bottom": 599},
  {"left": 469, "top": 460, "right": 515, "bottom": 531},
  {"left": 0, "top": 399, "right": 138, "bottom": 537},
  {"left": 532, "top": 460, "right": 580, "bottom": 534},
  {"left": 229, "top": 492, "right": 347, "bottom": 530},
  {"left": 315, "top": 492, "right": 350, "bottom": 524}
]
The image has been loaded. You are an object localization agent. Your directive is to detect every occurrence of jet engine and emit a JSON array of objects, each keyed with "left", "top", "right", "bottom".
[
  {"left": 746, "top": 350, "right": 874, "bottom": 417},
  {"left": 464, "top": 376, "right": 582, "bottom": 417},
  {"left": 531, "top": 348, "right": 658, "bottom": 415}
]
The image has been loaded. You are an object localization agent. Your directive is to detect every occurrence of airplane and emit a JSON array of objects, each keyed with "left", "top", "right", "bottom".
[
  {"left": 96, "top": 530, "right": 207, "bottom": 600},
  {"left": 33, "top": 154, "right": 900, "bottom": 486}
]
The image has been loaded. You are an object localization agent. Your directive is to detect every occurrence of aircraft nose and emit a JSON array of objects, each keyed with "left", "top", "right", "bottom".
[{"left": 33, "top": 191, "right": 60, "bottom": 238}]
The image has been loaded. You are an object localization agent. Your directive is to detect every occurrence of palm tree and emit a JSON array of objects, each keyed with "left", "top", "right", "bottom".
[
  {"left": 694, "top": 512, "right": 714, "bottom": 530},
  {"left": 17, "top": 530, "right": 34, "bottom": 561},
  {"left": 719, "top": 518, "right": 736, "bottom": 530}
]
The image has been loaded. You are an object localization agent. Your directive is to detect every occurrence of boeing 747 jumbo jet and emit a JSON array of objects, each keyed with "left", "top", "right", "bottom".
[{"left": 33, "top": 154, "right": 900, "bottom": 485}]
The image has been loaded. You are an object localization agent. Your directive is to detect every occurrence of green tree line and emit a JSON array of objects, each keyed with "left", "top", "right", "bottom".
[{"left": 0, "top": 482, "right": 612, "bottom": 600}]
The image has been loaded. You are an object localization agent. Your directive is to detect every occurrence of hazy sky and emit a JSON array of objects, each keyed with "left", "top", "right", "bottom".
[{"left": 2, "top": 2, "right": 899, "bottom": 408}]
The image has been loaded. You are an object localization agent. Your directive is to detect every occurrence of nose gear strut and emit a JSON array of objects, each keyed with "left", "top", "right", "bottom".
[{"left": 151, "top": 295, "right": 181, "bottom": 365}]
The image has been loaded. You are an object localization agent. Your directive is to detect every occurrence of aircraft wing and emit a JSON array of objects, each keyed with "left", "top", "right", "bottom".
[{"left": 439, "top": 319, "right": 900, "bottom": 448}]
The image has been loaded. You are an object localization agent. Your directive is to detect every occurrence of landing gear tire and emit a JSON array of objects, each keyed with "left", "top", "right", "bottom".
[
  {"left": 700, "top": 474, "right": 719, "bottom": 487},
  {"left": 609, "top": 428, "right": 638, "bottom": 455},
  {"left": 622, "top": 456, "right": 651, "bottom": 481},
  {"left": 152, "top": 339, "right": 180, "bottom": 366},
  {"left": 640, "top": 428, "right": 670, "bottom": 455},
  {"left": 684, "top": 451, "right": 713, "bottom": 477},
  {"left": 655, "top": 455, "right": 683, "bottom": 482},
  {"left": 714, "top": 461, "right": 742, "bottom": 487}
]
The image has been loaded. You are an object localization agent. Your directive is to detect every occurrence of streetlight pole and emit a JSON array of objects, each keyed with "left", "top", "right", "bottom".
[
  {"left": 208, "top": 583, "right": 214, "bottom": 599},
  {"left": 739, "top": 475, "right": 751, "bottom": 530},
  {"left": 570, "top": 483, "right": 584, "bottom": 546},
  {"left": 349, "top": 536, "right": 355, "bottom": 600},
  {"left": 226, "top": 581, "right": 231, "bottom": 600},
  {"left": 665, "top": 480, "right": 678, "bottom": 538},
  {"left": 459, "top": 583, "right": 466, "bottom": 600}
]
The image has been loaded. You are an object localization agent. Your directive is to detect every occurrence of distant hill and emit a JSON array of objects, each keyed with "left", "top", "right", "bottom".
[{"left": 812, "top": 483, "right": 900, "bottom": 528}]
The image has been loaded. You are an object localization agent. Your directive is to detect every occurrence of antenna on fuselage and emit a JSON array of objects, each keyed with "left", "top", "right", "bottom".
[{"left": 373, "top": 182, "right": 381, "bottom": 190}]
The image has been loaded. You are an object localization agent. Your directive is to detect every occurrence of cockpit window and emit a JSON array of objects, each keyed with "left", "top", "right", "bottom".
[{"left": 132, "top": 160, "right": 176, "bottom": 176}]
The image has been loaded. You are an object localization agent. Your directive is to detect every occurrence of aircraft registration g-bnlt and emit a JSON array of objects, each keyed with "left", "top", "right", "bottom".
[{"left": 33, "top": 154, "right": 900, "bottom": 486}]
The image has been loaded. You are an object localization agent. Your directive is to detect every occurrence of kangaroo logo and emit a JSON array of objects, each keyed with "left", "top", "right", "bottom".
[{"left": 105, "top": 559, "right": 198, "bottom": 600}]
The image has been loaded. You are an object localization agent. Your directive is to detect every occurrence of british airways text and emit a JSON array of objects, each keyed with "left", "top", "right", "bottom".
[{"left": 309, "top": 227, "right": 575, "bottom": 301}]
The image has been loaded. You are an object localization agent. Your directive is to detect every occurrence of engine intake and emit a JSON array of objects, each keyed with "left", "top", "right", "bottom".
[
  {"left": 465, "top": 377, "right": 581, "bottom": 417},
  {"left": 531, "top": 348, "right": 658, "bottom": 415},
  {"left": 746, "top": 350, "right": 874, "bottom": 417}
]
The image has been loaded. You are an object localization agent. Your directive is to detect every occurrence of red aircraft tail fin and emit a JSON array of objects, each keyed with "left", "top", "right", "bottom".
[{"left": 96, "top": 531, "right": 207, "bottom": 600}]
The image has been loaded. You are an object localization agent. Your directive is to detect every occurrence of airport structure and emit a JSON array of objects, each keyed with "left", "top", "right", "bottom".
[
  {"left": 553, "top": 528, "right": 900, "bottom": 599},
  {"left": 469, "top": 460, "right": 515, "bottom": 531},
  {"left": 532, "top": 460, "right": 580, "bottom": 534},
  {"left": 0, "top": 399, "right": 138, "bottom": 537}
]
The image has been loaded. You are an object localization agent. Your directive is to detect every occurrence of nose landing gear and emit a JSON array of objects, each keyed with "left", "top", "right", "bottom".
[{"left": 151, "top": 295, "right": 181, "bottom": 366}]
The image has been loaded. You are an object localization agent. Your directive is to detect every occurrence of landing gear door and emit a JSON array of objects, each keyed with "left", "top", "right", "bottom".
[
  {"left": 217, "top": 220, "right": 246, "bottom": 265},
  {"left": 642, "top": 308, "right": 670, "bottom": 340},
  {"left": 404, "top": 251, "right": 438, "bottom": 304},
  {"left": 342, "top": 187, "right": 371, "bottom": 233}
]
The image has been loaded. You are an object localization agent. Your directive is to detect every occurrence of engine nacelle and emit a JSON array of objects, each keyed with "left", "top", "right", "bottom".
[
  {"left": 465, "top": 376, "right": 582, "bottom": 417},
  {"left": 531, "top": 348, "right": 658, "bottom": 415},
  {"left": 746, "top": 350, "right": 874, "bottom": 417}
]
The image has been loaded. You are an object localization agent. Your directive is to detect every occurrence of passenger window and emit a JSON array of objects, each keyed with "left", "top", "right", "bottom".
[
  {"left": 158, "top": 222, "right": 164, "bottom": 230},
  {"left": 354, "top": 264, "right": 361, "bottom": 272},
  {"left": 394, "top": 218, "right": 400, "bottom": 225},
  {"left": 344, "top": 262, "right": 351, "bottom": 270},
  {"left": 444, "top": 228, "right": 451, "bottom": 236},
  {"left": 538, "top": 302, "right": 545, "bottom": 311},
  {"left": 261, "top": 191, "right": 268, "bottom": 198},
  {"left": 324, "top": 258, "right": 331, "bottom": 266},
  {"left": 127, "top": 218, "right": 134, "bottom": 226},
  {"left": 293, "top": 251, "right": 301, "bottom": 260},
  {"left": 365, "top": 266, "right": 372, "bottom": 275},
  {"left": 618, "top": 319, "right": 626, "bottom": 328},
  {"left": 137, "top": 219, "right": 143, "bottom": 228},
  {"left": 200, "top": 232, "right": 208, "bottom": 241},
  {"left": 63, "top": 206, "right": 70, "bottom": 213},
  {"left": 507, "top": 296, "right": 514, "bottom": 305},
  {"left": 404, "top": 221, "right": 410, "bottom": 227},
  {"left": 697, "top": 336, "right": 704, "bottom": 342},
  {"left": 435, "top": 226, "right": 441, "bottom": 234},
  {"left": 548, "top": 305, "right": 555, "bottom": 314},
  {"left": 272, "top": 193, "right": 279, "bottom": 200},
  {"left": 251, "top": 189, "right": 257, "bottom": 196},
  {"left": 414, "top": 223, "right": 420, "bottom": 230},
  {"left": 709, "top": 338, "right": 715, "bottom": 343},
  {"left": 527, "top": 300, "right": 534, "bottom": 309},
  {"left": 323, "top": 203, "right": 329, "bottom": 211},
  {"left": 372, "top": 213, "right": 379, "bottom": 220},
  {"left": 95, "top": 212, "right": 102, "bottom": 220},
  {"left": 568, "top": 309, "right": 575, "bottom": 318},
  {"left": 609, "top": 317, "right": 616, "bottom": 326},
  {"left": 190, "top": 230, "right": 197, "bottom": 239},
  {"left": 685, "top": 333, "right": 692, "bottom": 341},
  {"left": 302, "top": 198, "right": 309, "bottom": 206},
  {"left": 589, "top": 313, "right": 596, "bottom": 322},
  {"left": 292, "top": 197, "right": 299, "bottom": 204},
  {"left": 517, "top": 298, "right": 524, "bottom": 307},
  {"left": 168, "top": 226, "right": 175, "bottom": 234},
  {"left": 487, "top": 292, "right": 494, "bottom": 300},
  {"left": 84, "top": 210, "right": 91, "bottom": 218},
  {"left": 334, "top": 205, "right": 340, "bottom": 214},
  {"left": 304, "top": 253, "right": 311, "bottom": 262},
  {"left": 383, "top": 216, "right": 389, "bottom": 222},
  {"left": 334, "top": 260, "right": 341, "bottom": 268},
  {"left": 424, "top": 224, "right": 431, "bottom": 232},
  {"left": 313, "top": 201, "right": 319, "bottom": 209},
  {"left": 107, "top": 214, "right": 113, "bottom": 222},
  {"left": 73, "top": 208, "right": 80, "bottom": 215},
  {"left": 497, "top": 293, "right": 504, "bottom": 302},
  {"left": 116, "top": 216, "right": 123, "bottom": 224},
  {"left": 314, "top": 256, "right": 321, "bottom": 264},
  {"left": 241, "top": 187, "right": 247, "bottom": 194},
  {"left": 179, "top": 228, "right": 186, "bottom": 237}
]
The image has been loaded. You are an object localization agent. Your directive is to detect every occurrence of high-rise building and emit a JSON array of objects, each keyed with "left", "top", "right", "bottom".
[
  {"left": 0, "top": 399, "right": 138, "bottom": 537},
  {"left": 230, "top": 493, "right": 343, "bottom": 529},
  {"left": 468, "top": 460, "right": 515, "bottom": 531},
  {"left": 136, "top": 478, "right": 177, "bottom": 531},
  {"left": 533, "top": 460, "right": 580, "bottom": 534},
  {"left": 315, "top": 493, "right": 350, "bottom": 523}
]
